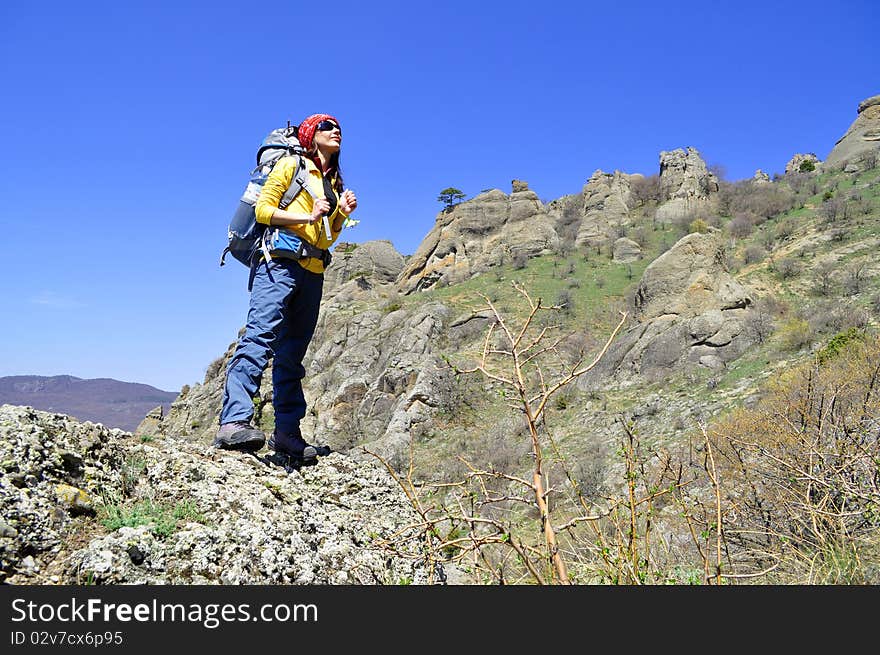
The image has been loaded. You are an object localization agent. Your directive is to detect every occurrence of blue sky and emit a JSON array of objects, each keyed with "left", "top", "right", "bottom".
[{"left": 1, "top": 0, "right": 877, "bottom": 392}]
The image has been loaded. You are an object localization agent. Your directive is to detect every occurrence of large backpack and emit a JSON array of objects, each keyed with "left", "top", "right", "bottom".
[{"left": 219, "top": 123, "right": 311, "bottom": 268}]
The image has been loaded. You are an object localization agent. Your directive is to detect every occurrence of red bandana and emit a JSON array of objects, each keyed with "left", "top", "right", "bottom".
[{"left": 297, "top": 113, "right": 339, "bottom": 153}]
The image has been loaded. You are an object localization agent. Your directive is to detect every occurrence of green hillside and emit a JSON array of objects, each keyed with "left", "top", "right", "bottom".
[{"left": 373, "top": 162, "right": 880, "bottom": 584}]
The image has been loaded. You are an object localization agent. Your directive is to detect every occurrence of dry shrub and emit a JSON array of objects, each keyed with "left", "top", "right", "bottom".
[
  {"left": 758, "top": 294, "right": 790, "bottom": 318},
  {"left": 722, "top": 182, "right": 796, "bottom": 220},
  {"left": 511, "top": 251, "right": 528, "bottom": 270},
  {"left": 812, "top": 259, "right": 837, "bottom": 296},
  {"left": 707, "top": 335, "right": 880, "bottom": 583},
  {"left": 729, "top": 212, "right": 755, "bottom": 239},
  {"left": 805, "top": 299, "right": 871, "bottom": 335},
  {"left": 842, "top": 261, "right": 870, "bottom": 295},
  {"left": 743, "top": 245, "right": 767, "bottom": 265},
  {"left": 818, "top": 197, "right": 847, "bottom": 223},
  {"left": 742, "top": 306, "right": 775, "bottom": 344},
  {"left": 630, "top": 174, "right": 662, "bottom": 205},
  {"left": 775, "top": 257, "right": 803, "bottom": 280}
]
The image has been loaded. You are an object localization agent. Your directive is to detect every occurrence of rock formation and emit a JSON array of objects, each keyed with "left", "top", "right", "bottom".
[
  {"left": 0, "top": 404, "right": 442, "bottom": 584},
  {"left": 825, "top": 94, "right": 880, "bottom": 170},
  {"left": 396, "top": 182, "right": 559, "bottom": 293},
  {"left": 579, "top": 230, "right": 755, "bottom": 388},
  {"left": 574, "top": 170, "right": 634, "bottom": 248},
  {"left": 753, "top": 169, "right": 771, "bottom": 184},
  {"left": 784, "top": 153, "right": 820, "bottom": 175},
  {"left": 654, "top": 147, "right": 719, "bottom": 223},
  {"left": 323, "top": 240, "right": 406, "bottom": 290}
]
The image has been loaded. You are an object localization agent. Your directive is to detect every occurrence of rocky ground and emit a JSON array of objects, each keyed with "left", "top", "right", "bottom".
[{"left": 0, "top": 404, "right": 448, "bottom": 585}]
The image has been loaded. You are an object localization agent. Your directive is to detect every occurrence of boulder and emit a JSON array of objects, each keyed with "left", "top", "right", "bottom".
[
  {"left": 135, "top": 405, "right": 163, "bottom": 437},
  {"left": 612, "top": 237, "right": 642, "bottom": 263},
  {"left": 634, "top": 231, "right": 752, "bottom": 321},
  {"left": 579, "top": 231, "right": 756, "bottom": 389},
  {"left": 325, "top": 240, "right": 406, "bottom": 290}
]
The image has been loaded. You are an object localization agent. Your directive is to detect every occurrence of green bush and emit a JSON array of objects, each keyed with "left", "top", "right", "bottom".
[
  {"left": 689, "top": 218, "right": 709, "bottom": 234},
  {"left": 799, "top": 159, "right": 816, "bottom": 173},
  {"left": 817, "top": 327, "right": 863, "bottom": 364}
]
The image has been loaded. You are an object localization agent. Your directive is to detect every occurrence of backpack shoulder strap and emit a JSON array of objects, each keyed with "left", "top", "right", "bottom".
[{"left": 279, "top": 154, "right": 318, "bottom": 209}]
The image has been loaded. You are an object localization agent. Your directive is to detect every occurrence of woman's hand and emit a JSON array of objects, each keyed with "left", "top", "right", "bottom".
[
  {"left": 310, "top": 198, "right": 331, "bottom": 222},
  {"left": 339, "top": 189, "right": 358, "bottom": 215}
]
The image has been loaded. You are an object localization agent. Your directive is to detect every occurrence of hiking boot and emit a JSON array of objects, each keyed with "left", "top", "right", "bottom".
[
  {"left": 213, "top": 421, "right": 266, "bottom": 452},
  {"left": 269, "top": 429, "right": 331, "bottom": 461}
]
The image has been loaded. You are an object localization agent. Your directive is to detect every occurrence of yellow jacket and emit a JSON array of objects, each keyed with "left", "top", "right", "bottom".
[{"left": 255, "top": 155, "right": 345, "bottom": 274}]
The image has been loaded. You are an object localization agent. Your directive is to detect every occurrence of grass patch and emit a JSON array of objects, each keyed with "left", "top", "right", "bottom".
[
  {"left": 421, "top": 251, "right": 642, "bottom": 337},
  {"left": 717, "top": 346, "right": 777, "bottom": 391},
  {"left": 99, "top": 499, "right": 208, "bottom": 538}
]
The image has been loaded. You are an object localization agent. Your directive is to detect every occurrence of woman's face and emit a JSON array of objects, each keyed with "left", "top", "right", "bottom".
[{"left": 312, "top": 120, "right": 341, "bottom": 154}]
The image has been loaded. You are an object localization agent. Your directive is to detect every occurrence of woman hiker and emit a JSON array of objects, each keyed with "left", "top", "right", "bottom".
[{"left": 213, "top": 113, "right": 357, "bottom": 462}]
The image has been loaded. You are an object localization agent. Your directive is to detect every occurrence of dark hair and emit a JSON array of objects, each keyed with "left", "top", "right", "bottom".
[
  {"left": 329, "top": 152, "right": 344, "bottom": 194},
  {"left": 307, "top": 146, "right": 344, "bottom": 194}
]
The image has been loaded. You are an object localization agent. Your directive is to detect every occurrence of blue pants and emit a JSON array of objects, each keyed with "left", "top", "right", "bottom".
[{"left": 220, "top": 258, "right": 323, "bottom": 434}]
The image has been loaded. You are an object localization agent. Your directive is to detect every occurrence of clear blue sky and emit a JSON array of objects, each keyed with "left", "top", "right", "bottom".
[{"left": 1, "top": 0, "right": 877, "bottom": 392}]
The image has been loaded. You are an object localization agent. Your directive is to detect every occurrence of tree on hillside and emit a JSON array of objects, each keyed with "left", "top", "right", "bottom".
[{"left": 438, "top": 187, "right": 466, "bottom": 210}]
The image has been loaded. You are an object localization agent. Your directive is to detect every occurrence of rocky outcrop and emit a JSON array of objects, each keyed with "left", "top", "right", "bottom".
[
  {"left": 579, "top": 230, "right": 755, "bottom": 388},
  {"left": 785, "top": 153, "right": 821, "bottom": 175},
  {"left": 633, "top": 231, "right": 751, "bottom": 321},
  {"left": 323, "top": 240, "right": 405, "bottom": 291},
  {"left": 574, "top": 170, "right": 634, "bottom": 248},
  {"left": 825, "top": 94, "right": 880, "bottom": 170},
  {"left": 0, "top": 404, "right": 442, "bottom": 584},
  {"left": 306, "top": 300, "right": 455, "bottom": 463},
  {"left": 396, "top": 182, "right": 559, "bottom": 293},
  {"left": 654, "top": 147, "right": 719, "bottom": 223}
]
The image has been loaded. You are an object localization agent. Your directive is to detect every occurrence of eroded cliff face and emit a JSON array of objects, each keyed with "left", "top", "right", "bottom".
[{"left": 0, "top": 404, "right": 443, "bottom": 584}]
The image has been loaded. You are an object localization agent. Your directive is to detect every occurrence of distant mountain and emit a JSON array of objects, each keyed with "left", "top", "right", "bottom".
[{"left": 0, "top": 375, "right": 177, "bottom": 433}]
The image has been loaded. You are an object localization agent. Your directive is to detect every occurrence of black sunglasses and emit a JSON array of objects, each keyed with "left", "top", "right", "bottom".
[{"left": 315, "top": 120, "right": 341, "bottom": 133}]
